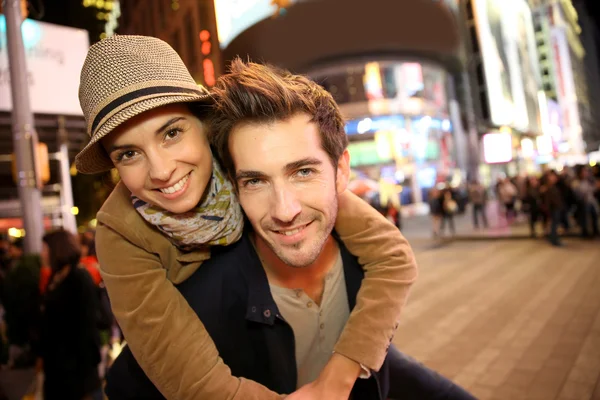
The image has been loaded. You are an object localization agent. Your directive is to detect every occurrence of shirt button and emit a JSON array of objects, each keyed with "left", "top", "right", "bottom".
[
  {"left": 295, "top": 290, "right": 302, "bottom": 298},
  {"left": 320, "top": 323, "right": 325, "bottom": 330},
  {"left": 263, "top": 309, "right": 271, "bottom": 318},
  {"left": 307, "top": 301, "right": 313, "bottom": 308}
]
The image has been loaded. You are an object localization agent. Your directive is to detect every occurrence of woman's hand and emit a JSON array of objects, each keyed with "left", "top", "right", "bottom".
[{"left": 285, "top": 353, "right": 360, "bottom": 399}]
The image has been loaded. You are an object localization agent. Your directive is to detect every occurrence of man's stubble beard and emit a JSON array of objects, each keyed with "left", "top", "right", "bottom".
[{"left": 271, "top": 191, "right": 338, "bottom": 269}]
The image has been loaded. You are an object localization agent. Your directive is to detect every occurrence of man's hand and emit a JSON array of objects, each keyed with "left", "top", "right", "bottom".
[{"left": 285, "top": 353, "right": 361, "bottom": 399}]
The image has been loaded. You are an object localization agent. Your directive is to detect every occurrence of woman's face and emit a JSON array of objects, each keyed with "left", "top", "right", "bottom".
[{"left": 102, "top": 103, "right": 213, "bottom": 214}]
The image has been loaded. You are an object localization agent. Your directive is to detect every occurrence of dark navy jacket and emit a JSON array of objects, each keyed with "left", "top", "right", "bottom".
[{"left": 105, "top": 233, "right": 390, "bottom": 399}]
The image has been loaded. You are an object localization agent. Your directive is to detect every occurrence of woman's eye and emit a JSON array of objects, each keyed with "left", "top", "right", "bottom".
[
  {"left": 118, "top": 150, "right": 137, "bottom": 161},
  {"left": 165, "top": 128, "right": 181, "bottom": 140}
]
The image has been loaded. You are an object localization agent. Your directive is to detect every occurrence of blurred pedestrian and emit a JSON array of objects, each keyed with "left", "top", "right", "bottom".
[
  {"left": 428, "top": 187, "right": 443, "bottom": 237},
  {"left": 468, "top": 180, "right": 488, "bottom": 229},
  {"left": 572, "top": 166, "right": 599, "bottom": 238},
  {"left": 440, "top": 187, "right": 457, "bottom": 236},
  {"left": 80, "top": 234, "right": 102, "bottom": 286},
  {"left": 524, "top": 176, "right": 543, "bottom": 238},
  {"left": 542, "top": 171, "right": 564, "bottom": 247},
  {"left": 39, "top": 230, "right": 102, "bottom": 400},
  {"left": 1, "top": 238, "right": 41, "bottom": 369},
  {"left": 497, "top": 178, "right": 518, "bottom": 224}
]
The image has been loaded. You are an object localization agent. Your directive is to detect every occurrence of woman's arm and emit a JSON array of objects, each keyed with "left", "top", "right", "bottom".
[
  {"left": 332, "top": 190, "right": 418, "bottom": 371},
  {"left": 96, "top": 223, "right": 283, "bottom": 400}
]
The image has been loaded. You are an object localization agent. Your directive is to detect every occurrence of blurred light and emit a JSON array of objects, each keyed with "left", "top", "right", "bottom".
[
  {"left": 100, "top": 32, "right": 107, "bottom": 39},
  {"left": 96, "top": 0, "right": 105, "bottom": 8},
  {"left": 536, "top": 135, "right": 553, "bottom": 155},
  {"left": 394, "top": 170, "right": 405, "bottom": 183},
  {"left": 558, "top": 142, "right": 570, "bottom": 153},
  {"left": 71, "top": 206, "right": 79, "bottom": 216},
  {"left": 441, "top": 119, "right": 451, "bottom": 131},
  {"left": 104, "top": 1, "right": 113, "bottom": 10},
  {"left": 8, "top": 227, "right": 21, "bottom": 238},
  {"left": 419, "top": 116, "right": 432, "bottom": 129},
  {"left": 171, "top": 1, "right": 180, "bottom": 11},
  {"left": 363, "top": 62, "right": 384, "bottom": 100},
  {"left": 199, "top": 30, "right": 210, "bottom": 42},
  {"left": 483, "top": 133, "right": 513, "bottom": 164},
  {"left": 590, "top": 160, "right": 597, "bottom": 167},
  {"left": 374, "top": 131, "right": 393, "bottom": 160},
  {"left": 70, "top": 164, "right": 78, "bottom": 176},
  {"left": 499, "top": 126, "right": 512, "bottom": 135},
  {"left": 357, "top": 118, "right": 372, "bottom": 134},
  {"left": 96, "top": 12, "right": 105, "bottom": 20},
  {"left": 89, "top": 219, "right": 98, "bottom": 228},
  {"left": 201, "top": 41, "right": 211, "bottom": 56},
  {"left": 203, "top": 59, "right": 215, "bottom": 87},
  {"left": 556, "top": 164, "right": 564, "bottom": 172},
  {"left": 521, "top": 138, "right": 535, "bottom": 158}
]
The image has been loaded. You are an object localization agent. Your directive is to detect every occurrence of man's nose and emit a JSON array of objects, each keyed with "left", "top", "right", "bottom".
[{"left": 271, "top": 185, "right": 302, "bottom": 223}]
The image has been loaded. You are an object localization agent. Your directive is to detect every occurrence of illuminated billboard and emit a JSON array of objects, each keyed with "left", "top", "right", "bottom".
[
  {"left": 0, "top": 16, "right": 89, "bottom": 115},
  {"left": 473, "top": 0, "right": 541, "bottom": 132},
  {"left": 214, "top": 0, "right": 298, "bottom": 49}
]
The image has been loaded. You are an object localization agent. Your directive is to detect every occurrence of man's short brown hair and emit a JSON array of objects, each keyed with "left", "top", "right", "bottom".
[{"left": 209, "top": 58, "right": 348, "bottom": 177}]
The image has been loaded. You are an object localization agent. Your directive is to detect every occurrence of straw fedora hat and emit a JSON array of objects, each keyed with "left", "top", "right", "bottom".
[{"left": 75, "top": 35, "right": 211, "bottom": 174}]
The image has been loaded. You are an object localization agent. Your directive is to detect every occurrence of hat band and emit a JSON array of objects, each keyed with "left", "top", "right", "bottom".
[{"left": 91, "top": 86, "right": 207, "bottom": 134}]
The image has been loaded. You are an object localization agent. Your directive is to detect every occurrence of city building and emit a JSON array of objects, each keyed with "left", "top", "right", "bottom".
[
  {"left": 461, "top": 0, "right": 545, "bottom": 184},
  {"left": 217, "top": 0, "right": 463, "bottom": 211},
  {"left": 530, "top": 0, "right": 590, "bottom": 164},
  {"left": 117, "top": 0, "right": 222, "bottom": 88},
  {"left": 573, "top": 0, "right": 600, "bottom": 152}
]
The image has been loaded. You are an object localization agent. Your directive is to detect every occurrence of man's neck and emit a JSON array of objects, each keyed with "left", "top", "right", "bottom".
[{"left": 253, "top": 234, "right": 339, "bottom": 305}]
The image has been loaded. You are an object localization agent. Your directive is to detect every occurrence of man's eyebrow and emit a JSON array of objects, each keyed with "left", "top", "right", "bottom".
[
  {"left": 235, "top": 170, "right": 265, "bottom": 181},
  {"left": 234, "top": 158, "right": 323, "bottom": 181},
  {"left": 284, "top": 157, "right": 323, "bottom": 172}
]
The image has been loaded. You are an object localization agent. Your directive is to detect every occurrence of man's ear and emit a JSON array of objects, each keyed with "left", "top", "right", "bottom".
[{"left": 336, "top": 149, "right": 351, "bottom": 194}]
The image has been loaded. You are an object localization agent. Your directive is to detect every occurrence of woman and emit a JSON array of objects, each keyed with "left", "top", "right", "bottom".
[
  {"left": 74, "top": 35, "right": 417, "bottom": 399},
  {"left": 39, "top": 230, "right": 102, "bottom": 400}
]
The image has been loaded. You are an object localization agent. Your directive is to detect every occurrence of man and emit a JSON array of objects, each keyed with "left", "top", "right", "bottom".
[{"left": 106, "top": 60, "right": 474, "bottom": 399}]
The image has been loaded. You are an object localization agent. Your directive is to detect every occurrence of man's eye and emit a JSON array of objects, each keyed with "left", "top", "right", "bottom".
[
  {"left": 245, "top": 178, "right": 261, "bottom": 187},
  {"left": 297, "top": 168, "right": 314, "bottom": 177}
]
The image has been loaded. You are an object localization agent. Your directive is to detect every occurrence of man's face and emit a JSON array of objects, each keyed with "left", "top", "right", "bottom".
[{"left": 229, "top": 113, "right": 350, "bottom": 268}]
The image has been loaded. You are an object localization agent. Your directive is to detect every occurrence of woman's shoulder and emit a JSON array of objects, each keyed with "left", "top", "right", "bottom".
[{"left": 96, "top": 182, "right": 169, "bottom": 255}]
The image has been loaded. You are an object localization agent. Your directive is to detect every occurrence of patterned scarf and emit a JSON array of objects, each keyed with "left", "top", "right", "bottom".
[{"left": 132, "top": 159, "right": 244, "bottom": 252}]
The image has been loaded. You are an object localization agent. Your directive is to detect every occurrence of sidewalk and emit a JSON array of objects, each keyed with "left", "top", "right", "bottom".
[{"left": 401, "top": 201, "right": 567, "bottom": 243}]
